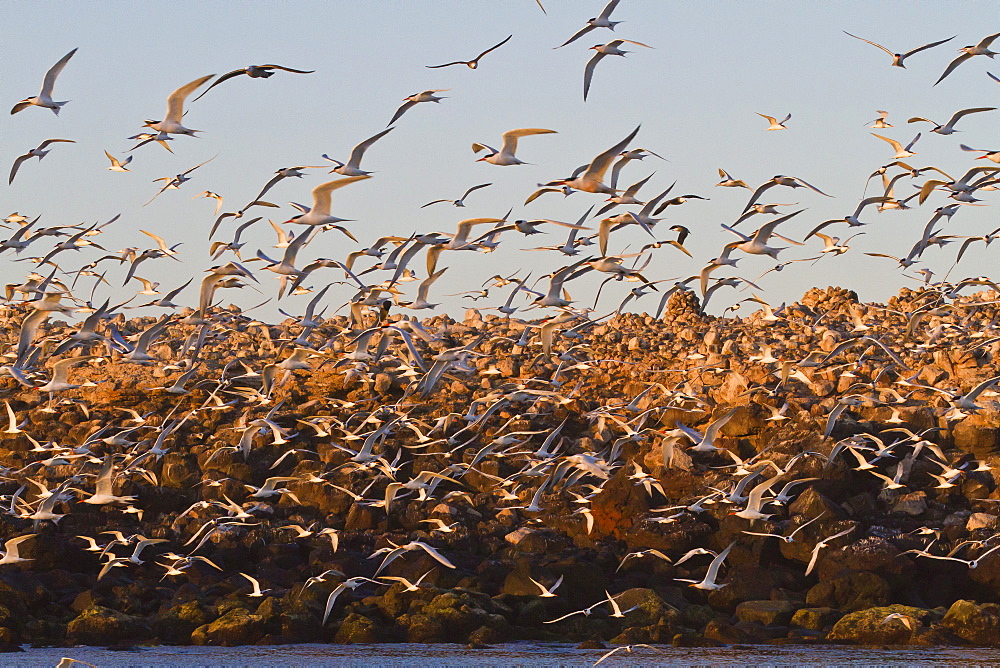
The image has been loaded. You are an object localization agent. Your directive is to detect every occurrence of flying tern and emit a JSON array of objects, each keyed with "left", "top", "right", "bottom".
[
  {"left": 427, "top": 35, "right": 512, "bottom": 69},
  {"left": 192, "top": 64, "right": 314, "bottom": 102},
  {"left": 11, "top": 48, "right": 78, "bottom": 115}
]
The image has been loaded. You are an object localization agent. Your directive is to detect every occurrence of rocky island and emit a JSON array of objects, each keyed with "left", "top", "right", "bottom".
[{"left": 2, "top": 284, "right": 1000, "bottom": 649}]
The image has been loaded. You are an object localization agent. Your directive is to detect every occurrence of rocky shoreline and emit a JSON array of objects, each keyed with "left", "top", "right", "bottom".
[{"left": 3, "top": 284, "right": 1000, "bottom": 649}]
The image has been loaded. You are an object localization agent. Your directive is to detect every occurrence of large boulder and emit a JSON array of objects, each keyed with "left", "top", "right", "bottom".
[
  {"left": 153, "top": 601, "right": 211, "bottom": 644},
  {"left": 734, "top": 600, "right": 798, "bottom": 627},
  {"left": 806, "top": 571, "right": 890, "bottom": 612},
  {"left": 191, "top": 607, "right": 267, "bottom": 646},
  {"left": 66, "top": 605, "right": 152, "bottom": 645},
  {"left": 941, "top": 599, "right": 1000, "bottom": 646},
  {"left": 826, "top": 605, "right": 938, "bottom": 645},
  {"left": 334, "top": 612, "right": 382, "bottom": 643}
]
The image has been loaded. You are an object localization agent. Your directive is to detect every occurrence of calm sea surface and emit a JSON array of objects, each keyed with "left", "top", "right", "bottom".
[{"left": 5, "top": 642, "right": 1000, "bottom": 667}]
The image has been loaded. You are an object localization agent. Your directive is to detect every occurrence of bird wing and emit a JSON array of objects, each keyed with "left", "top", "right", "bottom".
[
  {"left": 557, "top": 23, "right": 597, "bottom": 48},
  {"left": 704, "top": 541, "right": 735, "bottom": 583},
  {"left": 415, "top": 541, "right": 456, "bottom": 568},
  {"left": 191, "top": 68, "right": 247, "bottom": 102},
  {"left": 901, "top": 35, "right": 956, "bottom": 59},
  {"left": 757, "top": 113, "right": 778, "bottom": 125},
  {"left": 624, "top": 172, "right": 654, "bottom": 197},
  {"left": 475, "top": 34, "right": 513, "bottom": 60},
  {"left": 843, "top": 32, "right": 894, "bottom": 57},
  {"left": 183, "top": 154, "right": 217, "bottom": 176},
  {"left": 41, "top": 48, "right": 78, "bottom": 97},
  {"left": 311, "top": 175, "right": 370, "bottom": 215},
  {"left": 947, "top": 106, "right": 996, "bottom": 128},
  {"left": 140, "top": 229, "right": 170, "bottom": 252},
  {"left": 425, "top": 60, "right": 467, "bottom": 69},
  {"left": 934, "top": 52, "right": 973, "bottom": 86},
  {"left": 583, "top": 51, "right": 606, "bottom": 102},
  {"left": 347, "top": 127, "right": 394, "bottom": 170},
  {"left": 164, "top": 74, "right": 214, "bottom": 123},
  {"left": 8, "top": 154, "right": 32, "bottom": 185},
  {"left": 322, "top": 583, "right": 348, "bottom": 625},
  {"left": 743, "top": 180, "right": 778, "bottom": 212},
  {"left": 964, "top": 375, "right": 1000, "bottom": 402},
  {"left": 754, "top": 209, "right": 804, "bottom": 242},
  {"left": 702, "top": 407, "right": 740, "bottom": 445},
  {"left": 501, "top": 128, "right": 556, "bottom": 156},
  {"left": 263, "top": 64, "right": 315, "bottom": 73},
  {"left": 599, "top": 0, "right": 621, "bottom": 19},
  {"left": 37, "top": 138, "right": 75, "bottom": 150},
  {"left": 584, "top": 125, "right": 641, "bottom": 181},
  {"left": 416, "top": 268, "right": 446, "bottom": 302},
  {"left": 387, "top": 100, "right": 416, "bottom": 126},
  {"left": 918, "top": 179, "right": 947, "bottom": 205},
  {"left": 461, "top": 182, "right": 493, "bottom": 199},
  {"left": 977, "top": 31, "right": 1000, "bottom": 49},
  {"left": 871, "top": 132, "right": 904, "bottom": 153},
  {"left": 792, "top": 176, "right": 832, "bottom": 197}
]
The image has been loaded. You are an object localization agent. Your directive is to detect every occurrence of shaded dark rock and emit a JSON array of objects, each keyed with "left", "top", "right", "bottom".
[
  {"left": 806, "top": 571, "right": 891, "bottom": 612},
  {"left": 734, "top": 599, "right": 798, "bottom": 626}
]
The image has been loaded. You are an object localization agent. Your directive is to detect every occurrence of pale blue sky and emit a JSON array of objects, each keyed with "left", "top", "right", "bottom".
[{"left": 2, "top": 1, "right": 998, "bottom": 319}]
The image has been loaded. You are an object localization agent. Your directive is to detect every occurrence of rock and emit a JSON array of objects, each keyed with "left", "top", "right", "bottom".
[
  {"left": 504, "top": 528, "right": 547, "bottom": 553},
  {"left": 806, "top": 571, "right": 891, "bottom": 612},
  {"left": 953, "top": 417, "right": 1000, "bottom": 456},
  {"left": 826, "top": 605, "right": 938, "bottom": 645},
  {"left": 706, "top": 564, "right": 798, "bottom": 613},
  {"left": 610, "top": 588, "right": 673, "bottom": 627},
  {"left": 153, "top": 601, "right": 210, "bottom": 644},
  {"left": 702, "top": 619, "right": 755, "bottom": 644},
  {"left": 334, "top": 612, "right": 382, "bottom": 643},
  {"left": 891, "top": 492, "right": 927, "bottom": 516},
  {"left": 589, "top": 467, "right": 648, "bottom": 539},
  {"left": 967, "top": 512, "right": 999, "bottom": 531},
  {"left": 790, "top": 607, "right": 842, "bottom": 630},
  {"left": 734, "top": 600, "right": 798, "bottom": 626},
  {"left": 66, "top": 606, "right": 153, "bottom": 645},
  {"left": 401, "top": 591, "right": 509, "bottom": 643},
  {"left": 941, "top": 599, "right": 1000, "bottom": 645},
  {"left": 191, "top": 607, "right": 266, "bottom": 646}
]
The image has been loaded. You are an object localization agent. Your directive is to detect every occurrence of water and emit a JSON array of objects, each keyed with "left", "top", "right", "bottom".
[{"left": 5, "top": 643, "right": 1000, "bottom": 667}]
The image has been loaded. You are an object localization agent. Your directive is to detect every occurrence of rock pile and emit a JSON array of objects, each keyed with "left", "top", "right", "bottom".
[{"left": 2, "top": 285, "right": 1000, "bottom": 648}]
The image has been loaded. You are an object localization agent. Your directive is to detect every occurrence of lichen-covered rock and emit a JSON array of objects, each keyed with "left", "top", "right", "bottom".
[
  {"left": 806, "top": 571, "right": 890, "bottom": 612},
  {"left": 66, "top": 605, "right": 152, "bottom": 645},
  {"left": 334, "top": 612, "right": 381, "bottom": 643},
  {"left": 153, "top": 601, "right": 211, "bottom": 644},
  {"left": 191, "top": 607, "right": 266, "bottom": 646},
  {"left": 790, "top": 607, "right": 842, "bottom": 630},
  {"left": 826, "top": 605, "right": 938, "bottom": 645},
  {"left": 941, "top": 599, "right": 1000, "bottom": 645}
]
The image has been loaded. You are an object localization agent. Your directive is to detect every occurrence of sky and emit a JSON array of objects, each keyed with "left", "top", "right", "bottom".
[{"left": 2, "top": 1, "right": 999, "bottom": 322}]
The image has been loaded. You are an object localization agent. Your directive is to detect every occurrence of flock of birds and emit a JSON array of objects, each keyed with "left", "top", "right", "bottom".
[{"left": 3, "top": 1, "right": 1000, "bottom": 662}]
